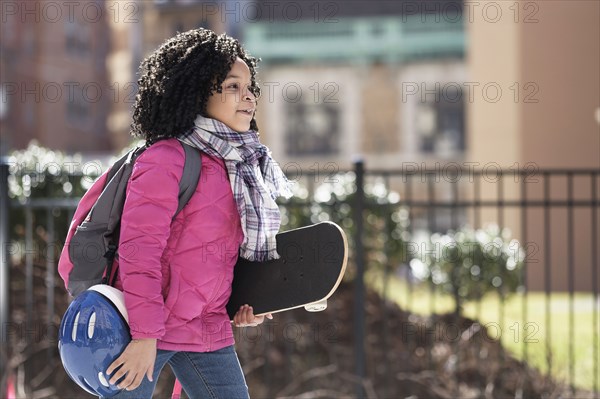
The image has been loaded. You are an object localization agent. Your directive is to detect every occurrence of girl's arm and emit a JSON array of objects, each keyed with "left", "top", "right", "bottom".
[
  {"left": 118, "top": 141, "right": 184, "bottom": 339},
  {"left": 106, "top": 142, "right": 185, "bottom": 389}
]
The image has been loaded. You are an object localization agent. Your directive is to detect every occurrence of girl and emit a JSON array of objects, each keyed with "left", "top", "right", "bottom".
[{"left": 103, "top": 28, "right": 292, "bottom": 398}]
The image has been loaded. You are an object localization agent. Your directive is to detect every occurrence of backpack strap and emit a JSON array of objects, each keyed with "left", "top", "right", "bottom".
[
  {"left": 106, "top": 142, "right": 200, "bottom": 287},
  {"left": 175, "top": 142, "right": 201, "bottom": 216},
  {"left": 106, "top": 146, "right": 146, "bottom": 184}
]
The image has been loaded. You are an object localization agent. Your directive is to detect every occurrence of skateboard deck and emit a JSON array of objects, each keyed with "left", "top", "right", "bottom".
[{"left": 226, "top": 222, "right": 348, "bottom": 319}]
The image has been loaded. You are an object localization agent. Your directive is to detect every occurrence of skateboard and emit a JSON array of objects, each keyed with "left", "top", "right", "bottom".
[{"left": 226, "top": 222, "right": 348, "bottom": 319}]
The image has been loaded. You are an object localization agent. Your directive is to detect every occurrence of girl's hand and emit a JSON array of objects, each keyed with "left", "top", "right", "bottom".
[
  {"left": 106, "top": 338, "right": 157, "bottom": 391},
  {"left": 233, "top": 304, "right": 273, "bottom": 327}
]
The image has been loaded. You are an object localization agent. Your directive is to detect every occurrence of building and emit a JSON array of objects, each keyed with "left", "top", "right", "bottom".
[
  {"left": 242, "top": 0, "right": 468, "bottom": 237},
  {"left": 0, "top": 0, "right": 226, "bottom": 155},
  {"left": 244, "top": 0, "right": 466, "bottom": 170},
  {"left": 1, "top": 0, "right": 112, "bottom": 154},
  {"left": 241, "top": 0, "right": 599, "bottom": 291}
]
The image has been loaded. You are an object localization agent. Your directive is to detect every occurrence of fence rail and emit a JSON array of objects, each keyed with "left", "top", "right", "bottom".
[{"left": 1, "top": 161, "right": 598, "bottom": 398}]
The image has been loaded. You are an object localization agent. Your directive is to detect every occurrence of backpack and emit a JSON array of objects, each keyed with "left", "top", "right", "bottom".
[{"left": 58, "top": 141, "right": 201, "bottom": 297}]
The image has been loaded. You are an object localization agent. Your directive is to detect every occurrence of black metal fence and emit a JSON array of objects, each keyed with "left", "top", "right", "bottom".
[{"left": 0, "top": 160, "right": 598, "bottom": 398}]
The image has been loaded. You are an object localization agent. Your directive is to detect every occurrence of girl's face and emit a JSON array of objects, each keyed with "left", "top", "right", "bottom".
[{"left": 205, "top": 57, "right": 257, "bottom": 132}]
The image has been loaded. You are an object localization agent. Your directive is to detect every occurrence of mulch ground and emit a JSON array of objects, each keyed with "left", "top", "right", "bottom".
[{"left": 4, "top": 263, "right": 596, "bottom": 398}]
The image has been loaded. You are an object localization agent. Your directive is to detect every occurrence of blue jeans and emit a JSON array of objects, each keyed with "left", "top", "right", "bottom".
[{"left": 103, "top": 345, "right": 249, "bottom": 399}]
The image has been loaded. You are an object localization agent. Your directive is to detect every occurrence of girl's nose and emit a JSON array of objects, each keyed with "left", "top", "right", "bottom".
[{"left": 243, "top": 88, "right": 256, "bottom": 102}]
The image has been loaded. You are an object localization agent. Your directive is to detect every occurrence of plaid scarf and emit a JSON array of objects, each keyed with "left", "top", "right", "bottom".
[{"left": 180, "top": 115, "right": 292, "bottom": 261}]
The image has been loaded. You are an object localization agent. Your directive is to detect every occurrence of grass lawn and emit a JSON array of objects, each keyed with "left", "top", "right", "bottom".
[{"left": 368, "top": 271, "right": 600, "bottom": 392}]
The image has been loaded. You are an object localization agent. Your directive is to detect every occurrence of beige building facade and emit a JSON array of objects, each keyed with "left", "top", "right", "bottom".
[{"left": 468, "top": 0, "right": 599, "bottom": 291}]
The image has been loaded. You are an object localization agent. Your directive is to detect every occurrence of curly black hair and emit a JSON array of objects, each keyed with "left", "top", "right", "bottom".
[{"left": 130, "top": 28, "right": 260, "bottom": 142}]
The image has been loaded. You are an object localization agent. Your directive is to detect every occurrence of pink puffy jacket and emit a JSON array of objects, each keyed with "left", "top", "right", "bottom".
[{"left": 113, "top": 139, "right": 243, "bottom": 352}]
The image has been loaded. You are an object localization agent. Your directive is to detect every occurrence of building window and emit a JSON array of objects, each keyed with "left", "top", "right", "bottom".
[
  {"left": 24, "top": 29, "right": 36, "bottom": 56},
  {"left": 0, "top": 84, "right": 8, "bottom": 120},
  {"left": 65, "top": 20, "right": 90, "bottom": 56},
  {"left": 24, "top": 100, "right": 34, "bottom": 128},
  {"left": 398, "top": 62, "right": 467, "bottom": 159},
  {"left": 262, "top": 68, "right": 358, "bottom": 163},
  {"left": 197, "top": 16, "right": 210, "bottom": 29},
  {"left": 415, "top": 85, "right": 465, "bottom": 157},
  {"left": 66, "top": 85, "right": 91, "bottom": 126},
  {"left": 284, "top": 101, "right": 340, "bottom": 156},
  {"left": 173, "top": 21, "right": 185, "bottom": 34},
  {"left": 157, "top": 0, "right": 200, "bottom": 5}
]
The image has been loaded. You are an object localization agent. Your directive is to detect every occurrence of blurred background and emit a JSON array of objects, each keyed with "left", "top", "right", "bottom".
[{"left": 1, "top": 0, "right": 599, "bottom": 398}]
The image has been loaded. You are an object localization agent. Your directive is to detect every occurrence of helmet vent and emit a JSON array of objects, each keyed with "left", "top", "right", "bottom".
[
  {"left": 88, "top": 312, "right": 97, "bottom": 339},
  {"left": 72, "top": 312, "right": 80, "bottom": 341},
  {"left": 98, "top": 372, "right": 110, "bottom": 388}
]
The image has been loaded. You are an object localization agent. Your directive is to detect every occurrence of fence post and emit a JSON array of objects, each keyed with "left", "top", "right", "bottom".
[
  {"left": 0, "top": 160, "right": 10, "bottom": 392},
  {"left": 353, "top": 159, "right": 366, "bottom": 397}
]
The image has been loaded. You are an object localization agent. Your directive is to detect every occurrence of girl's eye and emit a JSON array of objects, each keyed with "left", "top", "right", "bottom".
[{"left": 226, "top": 83, "right": 239, "bottom": 90}]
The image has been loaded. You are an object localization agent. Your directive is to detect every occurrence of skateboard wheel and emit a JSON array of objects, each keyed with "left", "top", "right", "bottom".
[{"left": 305, "top": 300, "right": 327, "bottom": 312}]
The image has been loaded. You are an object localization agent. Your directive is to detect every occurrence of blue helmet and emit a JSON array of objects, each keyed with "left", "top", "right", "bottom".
[{"left": 58, "top": 285, "right": 131, "bottom": 397}]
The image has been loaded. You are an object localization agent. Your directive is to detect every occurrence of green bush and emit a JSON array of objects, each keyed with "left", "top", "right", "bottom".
[
  {"left": 410, "top": 224, "right": 525, "bottom": 315},
  {"left": 7, "top": 140, "right": 103, "bottom": 201}
]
